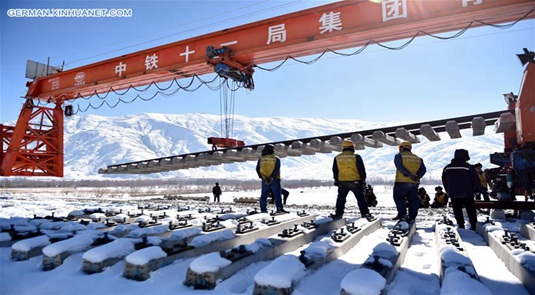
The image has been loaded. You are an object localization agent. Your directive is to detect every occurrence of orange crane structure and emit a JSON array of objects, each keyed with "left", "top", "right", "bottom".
[{"left": 1, "top": 0, "right": 534, "bottom": 177}]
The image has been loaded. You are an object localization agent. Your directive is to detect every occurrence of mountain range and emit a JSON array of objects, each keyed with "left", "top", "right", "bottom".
[{"left": 60, "top": 113, "right": 503, "bottom": 181}]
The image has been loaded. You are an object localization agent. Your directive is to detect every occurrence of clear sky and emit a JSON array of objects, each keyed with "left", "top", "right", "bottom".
[{"left": 1, "top": 0, "right": 534, "bottom": 125}]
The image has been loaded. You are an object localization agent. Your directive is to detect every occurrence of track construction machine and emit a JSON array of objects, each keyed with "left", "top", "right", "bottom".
[
  {"left": 1, "top": 0, "right": 534, "bottom": 180},
  {"left": 488, "top": 49, "right": 535, "bottom": 201}
]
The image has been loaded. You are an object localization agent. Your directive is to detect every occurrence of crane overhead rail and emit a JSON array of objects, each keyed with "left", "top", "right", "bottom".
[
  {"left": 1, "top": 0, "right": 534, "bottom": 177},
  {"left": 98, "top": 110, "right": 510, "bottom": 174}
]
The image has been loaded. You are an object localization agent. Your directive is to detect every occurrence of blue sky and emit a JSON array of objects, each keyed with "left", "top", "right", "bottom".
[{"left": 1, "top": 0, "right": 534, "bottom": 124}]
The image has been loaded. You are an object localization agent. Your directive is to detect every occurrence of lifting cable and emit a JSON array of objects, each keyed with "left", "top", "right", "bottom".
[
  {"left": 219, "top": 78, "right": 239, "bottom": 139},
  {"left": 33, "top": 6, "right": 534, "bottom": 115}
]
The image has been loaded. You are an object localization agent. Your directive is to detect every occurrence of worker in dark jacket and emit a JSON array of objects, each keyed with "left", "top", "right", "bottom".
[
  {"left": 331, "top": 140, "right": 372, "bottom": 219},
  {"left": 393, "top": 141, "right": 426, "bottom": 223},
  {"left": 256, "top": 144, "right": 286, "bottom": 213},
  {"left": 442, "top": 149, "right": 480, "bottom": 230},
  {"left": 212, "top": 182, "right": 222, "bottom": 202}
]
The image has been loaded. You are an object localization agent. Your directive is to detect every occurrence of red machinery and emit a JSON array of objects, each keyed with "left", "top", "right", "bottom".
[
  {"left": 207, "top": 137, "right": 246, "bottom": 151},
  {"left": 488, "top": 49, "right": 535, "bottom": 200},
  {"left": 1, "top": 0, "right": 534, "bottom": 176}
]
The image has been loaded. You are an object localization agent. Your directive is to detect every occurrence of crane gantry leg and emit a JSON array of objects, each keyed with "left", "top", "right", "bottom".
[{"left": 0, "top": 100, "right": 63, "bottom": 177}]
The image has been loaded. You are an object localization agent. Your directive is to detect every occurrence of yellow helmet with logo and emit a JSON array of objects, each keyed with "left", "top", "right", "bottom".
[
  {"left": 342, "top": 140, "right": 355, "bottom": 149},
  {"left": 399, "top": 141, "right": 412, "bottom": 150}
]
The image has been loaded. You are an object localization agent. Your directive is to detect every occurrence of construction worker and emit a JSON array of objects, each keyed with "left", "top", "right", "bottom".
[
  {"left": 256, "top": 144, "right": 286, "bottom": 213},
  {"left": 442, "top": 149, "right": 479, "bottom": 230},
  {"left": 364, "top": 184, "right": 378, "bottom": 207},
  {"left": 212, "top": 182, "right": 222, "bottom": 203},
  {"left": 474, "top": 163, "right": 490, "bottom": 201},
  {"left": 431, "top": 186, "right": 449, "bottom": 208},
  {"left": 331, "top": 140, "right": 372, "bottom": 220},
  {"left": 392, "top": 141, "right": 426, "bottom": 223},
  {"left": 417, "top": 187, "right": 431, "bottom": 208}
]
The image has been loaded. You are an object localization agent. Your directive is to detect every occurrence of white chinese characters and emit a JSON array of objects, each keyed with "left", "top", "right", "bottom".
[
  {"left": 382, "top": 0, "right": 407, "bottom": 22},
  {"left": 145, "top": 54, "right": 159, "bottom": 71},
  {"left": 180, "top": 46, "right": 195, "bottom": 63},
  {"left": 319, "top": 11, "right": 342, "bottom": 34},
  {"left": 115, "top": 62, "right": 126, "bottom": 77},
  {"left": 462, "top": 0, "right": 483, "bottom": 7},
  {"left": 266, "top": 24, "right": 286, "bottom": 45}
]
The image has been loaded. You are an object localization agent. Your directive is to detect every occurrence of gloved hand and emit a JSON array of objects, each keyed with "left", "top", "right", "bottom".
[
  {"left": 334, "top": 181, "right": 340, "bottom": 187},
  {"left": 409, "top": 175, "right": 420, "bottom": 182},
  {"left": 263, "top": 177, "right": 273, "bottom": 184}
]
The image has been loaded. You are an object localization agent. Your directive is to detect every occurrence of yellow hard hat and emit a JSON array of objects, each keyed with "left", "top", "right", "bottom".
[
  {"left": 342, "top": 140, "right": 355, "bottom": 149},
  {"left": 399, "top": 141, "right": 412, "bottom": 149}
]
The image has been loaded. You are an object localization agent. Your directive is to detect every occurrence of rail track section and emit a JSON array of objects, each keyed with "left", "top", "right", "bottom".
[
  {"left": 434, "top": 217, "right": 491, "bottom": 294},
  {"left": 123, "top": 212, "right": 318, "bottom": 281},
  {"left": 7, "top": 207, "right": 243, "bottom": 265},
  {"left": 477, "top": 219, "right": 535, "bottom": 294},
  {"left": 83, "top": 210, "right": 250, "bottom": 274},
  {"left": 0, "top": 215, "right": 86, "bottom": 247},
  {"left": 249, "top": 217, "right": 380, "bottom": 294},
  {"left": 100, "top": 111, "right": 509, "bottom": 174},
  {"left": 186, "top": 217, "right": 369, "bottom": 291},
  {"left": 8, "top": 218, "right": 105, "bottom": 260},
  {"left": 339, "top": 219, "right": 417, "bottom": 295},
  {"left": 41, "top": 230, "right": 115, "bottom": 270},
  {"left": 9, "top": 210, "right": 214, "bottom": 265}
]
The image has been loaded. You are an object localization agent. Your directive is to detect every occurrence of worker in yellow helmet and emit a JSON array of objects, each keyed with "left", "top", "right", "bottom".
[
  {"left": 256, "top": 144, "right": 287, "bottom": 214},
  {"left": 331, "top": 140, "right": 372, "bottom": 220},
  {"left": 393, "top": 141, "right": 426, "bottom": 223}
]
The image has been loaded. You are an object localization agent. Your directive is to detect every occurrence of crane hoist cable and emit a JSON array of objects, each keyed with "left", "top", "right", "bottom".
[
  {"left": 207, "top": 78, "right": 245, "bottom": 150},
  {"left": 219, "top": 78, "right": 237, "bottom": 139}
]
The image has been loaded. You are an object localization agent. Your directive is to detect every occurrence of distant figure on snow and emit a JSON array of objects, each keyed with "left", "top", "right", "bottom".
[
  {"left": 442, "top": 149, "right": 480, "bottom": 231},
  {"left": 212, "top": 182, "right": 222, "bottom": 203}
]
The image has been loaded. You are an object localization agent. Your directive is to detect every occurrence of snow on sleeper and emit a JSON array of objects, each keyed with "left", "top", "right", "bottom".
[
  {"left": 254, "top": 254, "right": 306, "bottom": 290},
  {"left": 125, "top": 246, "right": 167, "bottom": 266},
  {"left": 83, "top": 239, "right": 136, "bottom": 263}
]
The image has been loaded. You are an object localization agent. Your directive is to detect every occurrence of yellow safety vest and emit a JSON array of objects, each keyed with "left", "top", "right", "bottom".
[
  {"left": 335, "top": 151, "right": 361, "bottom": 181},
  {"left": 259, "top": 155, "right": 280, "bottom": 179},
  {"left": 478, "top": 172, "right": 488, "bottom": 188},
  {"left": 395, "top": 151, "right": 422, "bottom": 183}
]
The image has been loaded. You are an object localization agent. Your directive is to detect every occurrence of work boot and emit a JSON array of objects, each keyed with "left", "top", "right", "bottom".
[
  {"left": 330, "top": 213, "right": 343, "bottom": 220},
  {"left": 392, "top": 215, "right": 404, "bottom": 221},
  {"left": 276, "top": 209, "right": 289, "bottom": 214}
]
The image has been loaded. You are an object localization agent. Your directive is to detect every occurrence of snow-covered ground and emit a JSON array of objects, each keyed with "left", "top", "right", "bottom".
[{"left": 0, "top": 186, "right": 533, "bottom": 295}]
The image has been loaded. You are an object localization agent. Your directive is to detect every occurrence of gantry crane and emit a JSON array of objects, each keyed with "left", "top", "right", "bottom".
[{"left": 1, "top": 0, "right": 534, "bottom": 177}]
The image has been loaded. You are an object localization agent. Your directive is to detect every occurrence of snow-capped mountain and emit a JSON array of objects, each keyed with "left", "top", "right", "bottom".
[{"left": 63, "top": 113, "right": 503, "bottom": 180}]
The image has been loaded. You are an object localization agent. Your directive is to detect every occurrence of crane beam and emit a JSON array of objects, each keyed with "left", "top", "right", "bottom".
[{"left": 26, "top": 0, "right": 534, "bottom": 102}]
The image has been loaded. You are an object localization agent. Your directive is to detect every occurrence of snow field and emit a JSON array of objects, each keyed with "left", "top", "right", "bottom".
[{"left": 1, "top": 188, "right": 534, "bottom": 294}]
